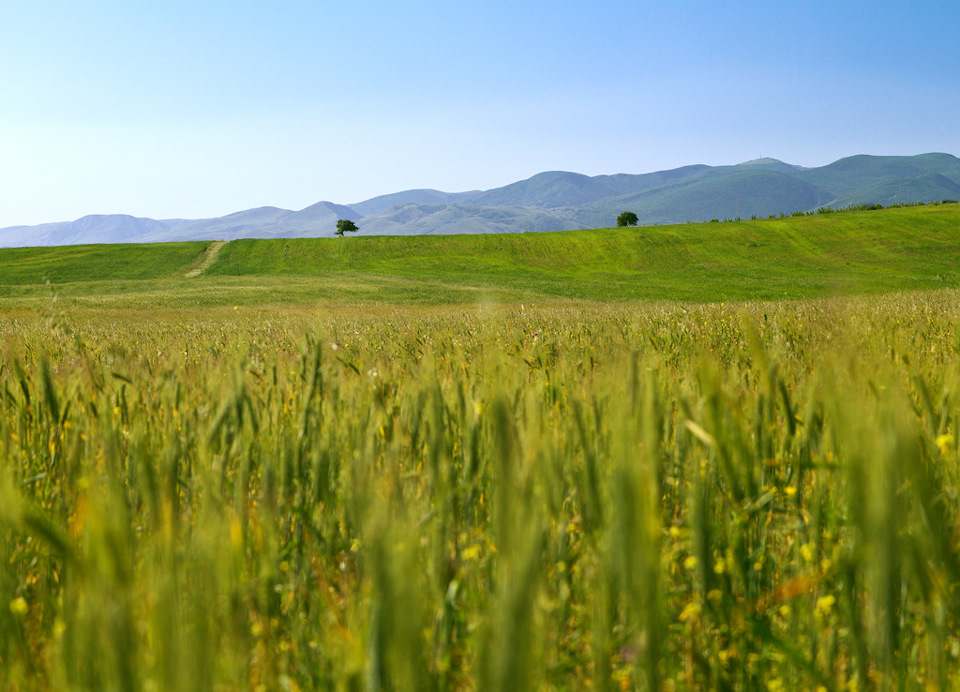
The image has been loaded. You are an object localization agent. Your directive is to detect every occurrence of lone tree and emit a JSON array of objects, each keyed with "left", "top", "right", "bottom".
[
  {"left": 617, "top": 211, "right": 638, "bottom": 227},
  {"left": 335, "top": 219, "right": 359, "bottom": 237}
]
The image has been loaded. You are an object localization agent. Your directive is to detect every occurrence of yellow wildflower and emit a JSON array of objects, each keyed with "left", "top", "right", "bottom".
[{"left": 9, "top": 597, "right": 28, "bottom": 616}]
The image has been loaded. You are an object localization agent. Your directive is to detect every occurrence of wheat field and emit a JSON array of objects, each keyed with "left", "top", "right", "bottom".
[{"left": 2, "top": 290, "right": 960, "bottom": 690}]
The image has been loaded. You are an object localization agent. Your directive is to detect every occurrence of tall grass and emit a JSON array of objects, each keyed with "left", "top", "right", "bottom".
[{"left": 2, "top": 290, "right": 960, "bottom": 689}]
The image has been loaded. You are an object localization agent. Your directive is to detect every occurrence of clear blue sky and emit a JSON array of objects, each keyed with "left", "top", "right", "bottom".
[{"left": 2, "top": 0, "right": 958, "bottom": 227}]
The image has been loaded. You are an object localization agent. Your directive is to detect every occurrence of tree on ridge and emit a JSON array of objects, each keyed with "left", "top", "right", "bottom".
[{"left": 335, "top": 219, "right": 359, "bottom": 237}]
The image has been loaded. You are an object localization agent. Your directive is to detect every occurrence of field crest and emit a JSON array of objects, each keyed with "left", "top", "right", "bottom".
[{"left": 0, "top": 203, "right": 958, "bottom": 308}]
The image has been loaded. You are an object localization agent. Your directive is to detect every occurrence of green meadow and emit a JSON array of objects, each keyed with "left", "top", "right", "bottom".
[
  {"left": 2, "top": 205, "right": 960, "bottom": 690},
  {"left": 1, "top": 203, "right": 958, "bottom": 308}
]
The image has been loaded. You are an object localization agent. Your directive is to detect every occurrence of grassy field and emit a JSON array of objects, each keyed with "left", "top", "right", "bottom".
[
  {"left": 2, "top": 208, "right": 960, "bottom": 690},
  {"left": 1, "top": 203, "right": 958, "bottom": 308}
]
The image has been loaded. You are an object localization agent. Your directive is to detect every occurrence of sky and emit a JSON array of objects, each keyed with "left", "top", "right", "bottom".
[{"left": 1, "top": 0, "right": 958, "bottom": 228}]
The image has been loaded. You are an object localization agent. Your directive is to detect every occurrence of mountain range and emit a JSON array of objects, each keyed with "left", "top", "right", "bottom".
[{"left": 2, "top": 153, "right": 959, "bottom": 248}]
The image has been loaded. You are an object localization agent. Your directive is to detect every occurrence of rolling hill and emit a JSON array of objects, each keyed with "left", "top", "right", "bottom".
[
  {"left": 1, "top": 203, "right": 958, "bottom": 307},
  {"left": 1, "top": 153, "right": 957, "bottom": 248}
]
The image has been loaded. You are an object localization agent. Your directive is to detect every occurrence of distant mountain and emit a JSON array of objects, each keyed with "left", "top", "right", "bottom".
[
  {"left": 464, "top": 171, "right": 622, "bottom": 208},
  {"left": 795, "top": 153, "right": 960, "bottom": 196},
  {"left": 142, "top": 202, "right": 361, "bottom": 242},
  {"left": 830, "top": 173, "right": 960, "bottom": 208},
  {"left": 0, "top": 215, "right": 180, "bottom": 247},
  {"left": 573, "top": 169, "right": 836, "bottom": 227},
  {"left": 357, "top": 203, "right": 586, "bottom": 236},
  {"left": 732, "top": 157, "right": 806, "bottom": 175},
  {"left": 348, "top": 189, "right": 475, "bottom": 216},
  {"left": 2, "top": 153, "right": 958, "bottom": 247}
]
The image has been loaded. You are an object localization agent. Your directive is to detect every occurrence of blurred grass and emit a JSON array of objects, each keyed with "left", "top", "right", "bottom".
[{"left": 2, "top": 289, "right": 960, "bottom": 689}]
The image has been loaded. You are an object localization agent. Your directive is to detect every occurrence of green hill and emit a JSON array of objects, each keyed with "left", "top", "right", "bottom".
[
  {"left": 796, "top": 153, "right": 960, "bottom": 197},
  {"left": 0, "top": 204, "right": 958, "bottom": 307},
  {"left": 467, "top": 171, "right": 621, "bottom": 208},
  {"left": 576, "top": 169, "right": 835, "bottom": 226},
  {"left": 831, "top": 173, "right": 960, "bottom": 208}
]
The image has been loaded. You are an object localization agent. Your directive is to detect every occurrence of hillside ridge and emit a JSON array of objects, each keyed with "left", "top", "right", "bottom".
[
  {"left": 2, "top": 203, "right": 959, "bottom": 307},
  {"left": 2, "top": 153, "right": 958, "bottom": 248}
]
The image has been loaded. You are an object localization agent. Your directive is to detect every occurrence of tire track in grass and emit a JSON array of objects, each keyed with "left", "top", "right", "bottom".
[{"left": 184, "top": 241, "right": 227, "bottom": 278}]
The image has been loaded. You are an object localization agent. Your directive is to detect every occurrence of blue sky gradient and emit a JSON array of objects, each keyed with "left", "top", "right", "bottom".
[{"left": 2, "top": 1, "right": 958, "bottom": 227}]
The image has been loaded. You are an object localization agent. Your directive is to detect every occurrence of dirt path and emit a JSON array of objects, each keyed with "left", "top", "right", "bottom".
[{"left": 184, "top": 241, "right": 226, "bottom": 278}]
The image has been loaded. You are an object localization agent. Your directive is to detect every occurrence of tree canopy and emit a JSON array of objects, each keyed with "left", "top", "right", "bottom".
[
  {"left": 617, "top": 211, "right": 638, "bottom": 227},
  {"left": 335, "top": 219, "right": 359, "bottom": 237}
]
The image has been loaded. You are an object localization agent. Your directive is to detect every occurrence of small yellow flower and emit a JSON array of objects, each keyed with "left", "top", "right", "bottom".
[
  {"left": 936, "top": 434, "right": 954, "bottom": 456},
  {"left": 9, "top": 597, "right": 28, "bottom": 616},
  {"left": 816, "top": 594, "right": 836, "bottom": 616},
  {"left": 683, "top": 555, "right": 698, "bottom": 570},
  {"left": 679, "top": 601, "right": 702, "bottom": 623}
]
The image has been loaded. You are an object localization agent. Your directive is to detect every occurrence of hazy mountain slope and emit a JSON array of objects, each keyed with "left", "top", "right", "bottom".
[
  {"left": 290, "top": 201, "right": 360, "bottom": 223},
  {"left": 575, "top": 169, "right": 835, "bottom": 227},
  {"left": 590, "top": 165, "right": 713, "bottom": 196},
  {"left": 349, "top": 190, "right": 474, "bottom": 216},
  {"left": 0, "top": 215, "right": 183, "bottom": 248},
  {"left": 464, "top": 166, "right": 721, "bottom": 208},
  {"left": 140, "top": 207, "right": 297, "bottom": 242},
  {"left": 795, "top": 154, "right": 960, "bottom": 197},
  {"left": 909, "top": 153, "right": 960, "bottom": 185},
  {"left": 729, "top": 158, "right": 806, "bottom": 175},
  {"left": 464, "top": 172, "right": 622, "bottom": 208},
  {"left": 358, "top": 203, "right": 585, "bottom": 235},
  {"left": 830, "top": 173, "right": 960, "bottom": 208},
  {"left": 2, "top": 152, "right": 958, "bottom": 247},
  {"left": 140, "top": 202, "right": 361, "bottom": 242}
]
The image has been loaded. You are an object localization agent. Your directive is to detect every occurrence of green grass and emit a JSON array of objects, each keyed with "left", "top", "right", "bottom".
[
  {"left": 208, "top": 204, "right": 960, "bottom": 301},
  {"left": 1, "top": 204, "right": 959, "bottom": 308},
  {"left": 0, "top": 241, "right": 210, "bottom": 285}
]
